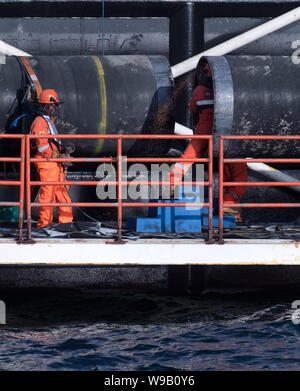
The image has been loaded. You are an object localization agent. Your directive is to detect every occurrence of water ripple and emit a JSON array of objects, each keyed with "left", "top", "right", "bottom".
[{"left": 0, "top": 289, "right": 300, "bottom": 370}]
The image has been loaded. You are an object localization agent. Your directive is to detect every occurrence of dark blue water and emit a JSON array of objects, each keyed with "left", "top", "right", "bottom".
[{"left": 0, "top": 289, "right": 300, "bottom": 371}]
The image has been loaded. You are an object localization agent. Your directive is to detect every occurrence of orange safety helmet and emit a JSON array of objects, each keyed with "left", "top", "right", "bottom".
[
  {"left": 38, "top": 89, "right": 64, "bottom": 105},
  {"left": 204, "top": 63, "right": 212, "bottom": 78}
]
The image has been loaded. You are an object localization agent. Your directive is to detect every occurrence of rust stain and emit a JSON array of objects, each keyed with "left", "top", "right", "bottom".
[{"left": 153, "top": 74, "right": 193, "bottom": 130}]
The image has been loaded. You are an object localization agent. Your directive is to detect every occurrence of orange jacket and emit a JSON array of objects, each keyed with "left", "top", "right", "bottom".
[
  {"left": 187, "top": 85, "right": 247, "bottom": 203},
  {"left": 189, "top": 84, "right": 214, "bottom": 130},
  {"left": 30, "top": 116, "right": 59, "bottom": 168},
  {"left": 171, "top": 84, "right": 248, "bottom": 204}
]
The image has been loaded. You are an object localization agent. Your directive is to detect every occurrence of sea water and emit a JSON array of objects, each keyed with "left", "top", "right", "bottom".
[{"left": 0, "top": 288, "right": 300, "bottom": 371}]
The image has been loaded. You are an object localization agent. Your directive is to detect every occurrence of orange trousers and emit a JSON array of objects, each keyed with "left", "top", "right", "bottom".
[
  {"left": 36, "top": 163, "right": 73, "bottom": 228},
  {"left": 171, "top": 132, "right": 248, "bottom": 204}
]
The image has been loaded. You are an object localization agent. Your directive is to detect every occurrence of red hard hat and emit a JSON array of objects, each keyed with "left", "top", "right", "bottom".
[
  {"left": 38, "top": 89, "right": 64, "bottom": 104},
  {"left": 204, "top": 63, "right": 212, "bottom": 78}
]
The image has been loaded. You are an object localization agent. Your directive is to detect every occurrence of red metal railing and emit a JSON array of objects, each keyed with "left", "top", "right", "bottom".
[
  {"left": 0, "top": 134, "right": 25, "bottom": 241},
  {"left": 219, "top": 135, "right": 300, "bottom": 242},
  {"left": 26, "top": 134, "right": 214, "bottom": 242}
]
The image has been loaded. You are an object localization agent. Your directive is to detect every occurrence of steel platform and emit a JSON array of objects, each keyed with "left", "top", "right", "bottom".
[{"left": 0, "top": 238, "right": 299, "bottom": 265}]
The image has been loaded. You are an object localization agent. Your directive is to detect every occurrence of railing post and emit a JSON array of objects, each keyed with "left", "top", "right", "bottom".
[
  {"left": 18, "top": 136, "right": 25, "bottom": 241},
  {"left": 207, "top": 135, "right": 214, "bottom": 243},
  {"left": 25, "top": 135, "right": 32, "bottom": 241},
  {"left": 117, "top": 136, "right": 123, "bottom": 243},
  {"left": 218, "top": 136, "right": 224, "bottom": 243}
]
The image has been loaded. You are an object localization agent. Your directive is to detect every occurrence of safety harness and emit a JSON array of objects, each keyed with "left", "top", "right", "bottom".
[{"left": 37, "top": 114, "right": 62, "bottom": 154}]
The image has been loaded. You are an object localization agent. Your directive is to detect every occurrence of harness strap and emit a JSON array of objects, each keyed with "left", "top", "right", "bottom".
[
  {"left": 41, "top": 115, "right": 62, "bottom": 151},
  {"left": 196, "top": 100, "right": 214, "bottom": 106}
]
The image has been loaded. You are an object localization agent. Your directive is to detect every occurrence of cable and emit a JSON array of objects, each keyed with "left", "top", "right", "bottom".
[
  {"left": 62, "top": 175, "right": 101, "bottom": 223},
  {"left": 77, "top": 204, "right": 100, "bottom": 223},
  {"left": 6, "top": 57, "right": 28, "bottom": 117}
]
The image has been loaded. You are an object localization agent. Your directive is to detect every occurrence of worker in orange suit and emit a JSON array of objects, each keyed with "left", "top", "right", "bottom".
[
  {"left": 170, "top": 63, "right": 248, "bottom": 221},
  {"left": 30, "top": 89, "right": 73, "bottom": 228}
]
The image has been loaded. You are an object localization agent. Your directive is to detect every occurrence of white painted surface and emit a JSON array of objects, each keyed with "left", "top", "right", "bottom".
[
  {"left": 174, "top": 122, "right": 193, "bottom": 136},
  {"left": 247, "top": 162, "right": 300, "bottom": 194},
  {"left": 0, "top": 40, "right": 31, "bottom": 57},
  {"left": 0, "top": 239, "right": 299, "bottom": 265}
]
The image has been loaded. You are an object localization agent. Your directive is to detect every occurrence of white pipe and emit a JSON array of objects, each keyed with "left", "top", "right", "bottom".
[
  {"left": 247, "top": 162, "right": 300, "bottom": 194},
  {"left": 172, "top": 6, "right": 300, "bottom": 78},
  {"left": 174, "top": 122, "right": 193, "bottom": 136},
  {"left": 0, "top": 40, "right": 31, "bottom": 57}
]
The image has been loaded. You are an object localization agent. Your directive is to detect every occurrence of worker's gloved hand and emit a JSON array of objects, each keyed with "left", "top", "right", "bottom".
[
  {"left": 51, "top": 150, "right": 73, "bottom": 166},
  {"left": 51, "top": 150, "right": 60, "bottom": 159},
  {"left": 59, "top": 144, "right": 75, "bottom": 167},
  {"left": 60, "top": 152, "right": 73, "bottom": 167}
]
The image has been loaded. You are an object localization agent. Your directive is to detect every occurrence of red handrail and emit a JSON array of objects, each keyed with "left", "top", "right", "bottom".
[
  {"left": 0, "top": 134, "right": 25, "bottom": 241},
  {"left": 219, "top": 135, "right": 300, "bottom": 242},
  {"left": 26, "top": 134, "right": 214, "bottom": 242}
]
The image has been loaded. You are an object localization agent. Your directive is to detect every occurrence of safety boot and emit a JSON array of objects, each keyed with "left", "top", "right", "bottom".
[{"left": 223, "top": 204, "right": 243, "bottom": 223}]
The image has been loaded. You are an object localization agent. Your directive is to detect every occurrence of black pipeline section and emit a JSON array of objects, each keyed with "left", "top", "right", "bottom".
[
  {"left": 0, "top": 55, "right": 174, "bottom": 157},
  {"left": 196, "top": 55, "right": 300, "bottom": 157},
  {"left": 3, "top": 53, "right": 300, "bottom": 160},
  {"left": 205, "top": 18, "right": 300, "bottom": 56},
  {"left": 0, "top": 18, "right": 169, "bottom": 56}
]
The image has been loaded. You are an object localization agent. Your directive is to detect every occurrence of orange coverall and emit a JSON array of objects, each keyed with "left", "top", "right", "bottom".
[
  {"left": 171, "top": 84, "right": 248, "bottom": 204},
  {"left": 30, "top": 116, "right": 73, "bottom": 228}
]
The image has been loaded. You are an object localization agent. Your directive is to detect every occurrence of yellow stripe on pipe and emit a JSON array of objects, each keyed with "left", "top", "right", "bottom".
[{"left": 93, "top": 56, "right": 107, "bottom": 154}]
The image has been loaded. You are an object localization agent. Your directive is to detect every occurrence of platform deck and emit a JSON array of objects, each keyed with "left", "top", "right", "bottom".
[{"left": 0, "top": 238, "right": 299, "bottom": 266}]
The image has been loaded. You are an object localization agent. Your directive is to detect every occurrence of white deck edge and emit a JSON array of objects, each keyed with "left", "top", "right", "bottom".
[{"left": 0, "top": 238, "right": 299, "bottom": 265}]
